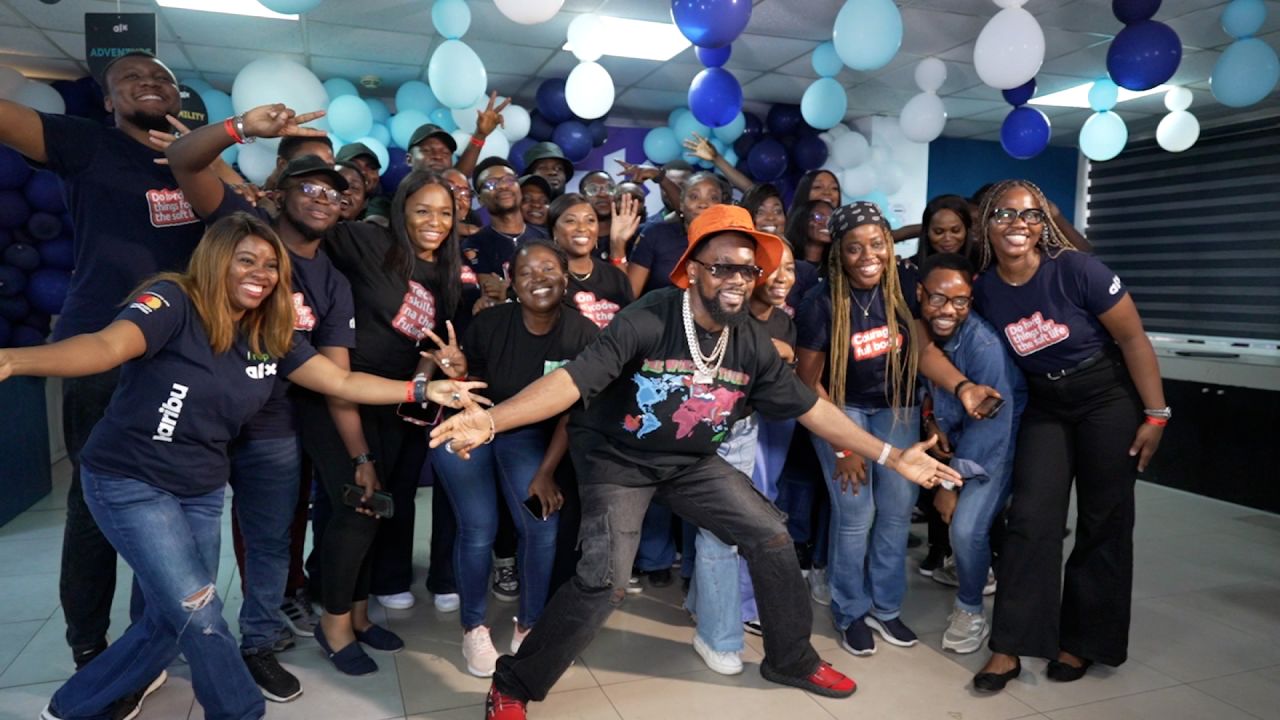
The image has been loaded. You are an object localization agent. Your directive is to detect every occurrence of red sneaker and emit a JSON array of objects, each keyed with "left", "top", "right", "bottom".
[
  {"left": 761, "top": 660, "right": 857, "bottom": 698},
  {"left": 485, "top": 684, "right": 528, "bottom": 719}
]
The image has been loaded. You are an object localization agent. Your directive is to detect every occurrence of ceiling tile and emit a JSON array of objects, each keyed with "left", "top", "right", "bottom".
[
  {"left": 0, "top": 25, "right": 66, "bottom": 58},
  {"left": 467, "top": 39, "right": 556, "bottom": 76},
  {"left": 728, "top": 33, "right": 819, "bottom": 73},
  {"left": 183, "top": 46, "right": 305, "bottom": 76},
  {"left": 1042, "top": 28, "right": 1114, "bottom": 60},
  {"left": 740, "top": 73, "right": 819, "bottom": 106},
  {"left": 597, "top": 0, "right": 677, "bottom": 23},
  {"left": 616, "top": 87, "right": 690, "bottom": 113},
  {"left": 12, "top": 0, "right": 155, "bottom": 33},
  {"left": 871, "top": 58, "right": 985, "bottom": 96},
  {"left": 1043, "top": 40, "right": 1114, "bottom": 78},
  {"left": 1169, "top": 48, "right": 1219, "bottom": 88},
  {"left": 634, "top": 62, "right": 701, "bottom": 91},
  {"left": 902, "top": 0, "right": 1005, "bottom": 17},
  {"left": 306, "top": 22, "right": 431, "bottom": 66},
  {"left": 165, "top": 9, "right": 304, "bottom": 53},
  {"left": 1165, "top": 4, "right": 1280, "bottom": 50},
  {"left": 464, "top": 3, "right": 574, "bottom": 49},
  {"left": 0, "top": 56, "right": 86, "bottom": 80},
  {"left": 847, "top": 78, "right": 915, "bottom": 115},
  {"left": 0, "top": 3, "right": 29, "bottom": 28},
  {"left": 305, "top": 0, "right": 433, "bottom": 33},
  {"left": 597, "top": 56, "right": 665, "bottom": 87},
  {"left": 746, "top": 0, "right": 842, "bottom": 41},
  {"left": 942, "top": 97, "right": 1012, "bottom": 119},
  {"left": 898, "top": 8, "right": 988, "bottom": 58},
  {"left": 308, "top": 56, "right": 423, "bottom": 94}
]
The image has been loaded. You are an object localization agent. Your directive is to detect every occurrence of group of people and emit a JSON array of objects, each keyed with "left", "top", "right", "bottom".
[{"left": 0, "top": 52, "right": 1169, "bottom": 720}]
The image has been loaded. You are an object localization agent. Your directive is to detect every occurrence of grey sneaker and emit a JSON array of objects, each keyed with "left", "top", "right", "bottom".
[
  {"left": 808, "top": 567, "right": 831, "bottom": 606},
  {"left": 942, "top": 608, "right": 990, "bottom": 654},
  {"left": 931, "top": 556, "right": 959, "bottom": 587},
  {"left": 492, "top": 556, "right": 519, "bottom": 602},
  {"left": 280, "top": 590, "right": 318, "bottom": 638}
]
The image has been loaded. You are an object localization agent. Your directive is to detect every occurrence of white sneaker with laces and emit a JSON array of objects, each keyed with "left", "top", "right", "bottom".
[
  {"left": 511, "top": 617, "right": 531, "bottom": 655},
  {"left": 693, "top": 634, "right": 743, "bottom": 675},
  {"left": 374, "top": 592, "right": 415, "bottom": 610},
  {"left": 984, "top": 569, "right": 997, "bottom": 596},
  {"left": 433, "top": 592, "right": 460, "bottom": 612},
  {"left": 462, "top": 625, "right": 500, "bottom": 677},
  {"left": 808, "top": 567, "right": 831, "bottom": 606},
  {"left": 941, "top": 608, "right": 990, "bottom": 654}
]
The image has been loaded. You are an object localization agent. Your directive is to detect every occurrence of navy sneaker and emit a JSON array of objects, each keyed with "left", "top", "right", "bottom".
[
  {"left": 865, "top": 616, "right": 919, "bottom": 647},
  {"left": 839, "top": 617, "right": 876, "bottom": 656}
]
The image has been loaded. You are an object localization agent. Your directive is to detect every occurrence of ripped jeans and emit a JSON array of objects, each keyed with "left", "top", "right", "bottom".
[{"left": 50, "top": 466, "right": 263, "bottom": 720}]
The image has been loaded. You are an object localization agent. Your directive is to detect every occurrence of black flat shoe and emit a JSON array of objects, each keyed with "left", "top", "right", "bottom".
[
  {"left": 973, "top": 658, "right": 1021, "bottom": 692},
  {"left": 1047, "top": 658, "right": 1092, "bottom": 682}
]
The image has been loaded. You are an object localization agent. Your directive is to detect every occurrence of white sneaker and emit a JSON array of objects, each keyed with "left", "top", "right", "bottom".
[
  {"left": 984, "top": 569, "right": 997, "bottom": 596},
  {"left": 462, "top": 625, "right": 500, "bottom": 677},
  {"left": 511, "top": 617, "right": 531, "bottom": 655},
  {"left": 692, "top": 633, "right": 743, "bottom": 675},
  {"left": 433, "top": 592, "right": 460, "bottom": 612},
  {"left": 375, "top": 592, "right": 415, "bottom": 610},
  {"left": 808, "top": 567, "right": 831, "bottom": 606},
  {"left": 931, "top": 556, "right": 959, "bottom": 587},
  {"left": 942, "top": 608, "right": 990, "bottom": 654}
]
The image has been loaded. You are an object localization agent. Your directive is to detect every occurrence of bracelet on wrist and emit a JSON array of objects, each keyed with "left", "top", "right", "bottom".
[
  {"left": 234, "top": 115, "right": 254, "bottom": 144},
  {"left": 403, "top": 379, "right": 416, "bottom": 404},
  {"left": 412, "top": 376, "right": 429, "bottom": 405},
  {"left": 610, "top": 256, "right": 627, "bottom": 266},
  {"left": 469, "top": 134, "right": 485, "bottom": 149},
  {"left": 1143, "top": 416, "right": 1168, "bottom": 427},
  {"left": 223, "top": 117, "right": 244, "bottom": 144},
  {"left": 351, "top": 453, "right": 375, "bottom": 468},
  {"left": 953, "top": 379, "right": 973, "bottom": 396},
  {"left": 483, "top": 410, "right": 497, "bottom": 444},
  {"left": 875, "top": 442, "right": 893, "bottom": 466},
  {"left": 834, "top": 449, "right": 853, "bottom": 459}
]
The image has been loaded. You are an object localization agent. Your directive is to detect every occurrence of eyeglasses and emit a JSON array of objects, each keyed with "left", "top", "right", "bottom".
[
  {"left": 923, "top": 292, "right": 972, "bottom": 310},
  {"left": 811, "top": 212, "right": 831, "bottom": 224},
  {"left": 448, "top": 184, "right": 473, "bottom": 201},
  {"left": 298, "top": 182, "right": 341, "bottom": 203},
  {"left": 480, "top": 175, "right": 518, "bottom": 193},
  {"left": 582, "top": 181, "right": 615, "bottom": 197},
  {"left": 692, "top": 259, "right": 763, "bottom": 280},
  {"left": 989, "top": 208, "right": 1047, "bottom": 226}
]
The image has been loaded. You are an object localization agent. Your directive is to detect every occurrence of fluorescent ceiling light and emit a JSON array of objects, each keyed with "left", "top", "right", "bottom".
[
  {"left": 1029, "top": 82, "right": 1171, "bottom": 108},
  {"left": 155, "top": 0, "right": 299, "bottom": 21},
  {"left": 563, "top": 17, "right": 691, "bottom": 62}
]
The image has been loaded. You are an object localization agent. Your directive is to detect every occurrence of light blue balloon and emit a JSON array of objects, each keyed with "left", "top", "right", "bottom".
[
  {"left": 669, "top": 107, "right": 691, "bottom": 127},
  {"left": 723, "top": 148, "right": 738, "bottom": 167},
  {"left": 369, "top": 123, "right": 391, "bottom": 147},
  {"left": 327, "top": 95, "right": 373, "bottom": 141},
  {"left": 259, "top": 0, "right": 322, "bottom": 12},
  {"left": 365, "top": 97, "right": 390, "bottom": 124},
  {"left": 713, "top": 112, "right": 745, "bottom": 143},
  {"left": 353, "top": 136, "right": 391, "bottom": 176},
  {"left": 432, "top": 0, "right": 471, "bottom": 40},
  {"left": 858, "top": 190, "right": 891, "bottom": 211},
  {"left": 800, "top": 77, "right": 847, "bottom": 130},
  {"left": 323, "top": 77, "right": 358, "bottom": 100},
  {"left": 1089, "top": 78, "right": 1119, "bottom": 112},
  {"left": 199, "top": 89, "right": 233, "bottom": 122},
  {"left": 1222, "top": 0, "right": 1267, "bottom": 39},
  {"left": 812, "top": 41, "right": 843, "bottom": 78},
  {"left": 180, "top": 77, "right": 213, "bottom": 95},
  {"left": 673, "top": 112, "right": 710, "bottom": 143},
  {"left": 1079, "top": 111, "right": 1128, "bottom": 161},
  {"left": 1211, "top": 37, "right": 1280, "bottom": 107},
  {"left": 643, "top": 126, "right": 680, "bottom": 164},
  {"left": 833, "top": 0, "right": 903, "bottom": 71},
  {"left": 429, "top": 107, "right": 457, "bottom": 132},
  {"left": 389, "top": 110, "right": 429, "bottom": 149},
  {"left": 428, "top": 39, "right": 487, "bottom": 109},
  {"left": 395, "top": 81, "right": 439, "bottom": 114}
]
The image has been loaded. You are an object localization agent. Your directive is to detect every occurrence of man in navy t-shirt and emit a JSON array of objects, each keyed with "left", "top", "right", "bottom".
[
  {"left": 464, "top": 157, "right": 548, "bottom": 304},
  {"left": 0, "top": 51, "right": 204, "bottom": 697}
]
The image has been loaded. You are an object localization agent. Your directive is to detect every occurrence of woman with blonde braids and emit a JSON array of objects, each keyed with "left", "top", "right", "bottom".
[
  {"left": 795, "top": 201, "right": 925, "bottom": 656},
  {"left": 965, "top": 180, "right": 1166, "bottom": 692}
]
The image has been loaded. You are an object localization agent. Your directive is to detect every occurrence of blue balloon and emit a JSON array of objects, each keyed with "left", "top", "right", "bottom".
[
  {"left": 432, "top": 0, "right": 471, "bottom": 39},
  {"left": 4, "top": 243, "right": 38, "bottom": 271},
  {"left": 1107, "top": 20, "right": 1183, "bottom": 91},
  {"left": 259, "top": 0, "right": 323, "bottom": 12},
  {"left": 1000, "top": 106, "right": 1052, "bottom": 160},
  {"left": 26, "top": 212, "right": 60, "bottom": 241},
  {"left": 668, "top": 107, "right": 691, "bottom": 127},
  {"left": 833, "top": 0, "right": 903, "bottom": 71},
  {"left": 536, "top": 79, "right": 573, "bottom": 124},
  {"left": 800, "top": 77, "right": 847, "bottom": 130},
  {"left": 220, "top": 143, "right": 239, "bottom": 167},
  {"left": 857, "top": 190, "right": 891, "bottom": 213},
  {"left": 0, "top": 229, "right": 10, "bottom": 254},
  {"left": 792, "top": 134, "right": 828, "bottom": 171},
  {"left": 553, "top": 121, "right": 593, "bottom": 163},
  {"left": 766, "top": 104, "right": 804, "bottom": 136},
  {"left": 327, "top": 95, "right": 374, "bottom": 140},
  {"left": 509, "top": 138, "right": 535, "bottom": 173},
  {"left": 365, "top": 97, "right": 390, "bottom": 124},
  {"left": 689, "top": 67, "right": 743, "bottom": 128},
  {"left": 9, "top": 324, "right": 44, "bottom": 347},
  {"left": 0, "top": 191, "right": 29, "bottom": 229},
  {"left": 1079, "top": 111, "right": 1128, "bottom": 161},
  {"left": 742, "top": 111, "right": 763, "bottom": 137},
  {"left": 588, "top": 118, "right": 608, "bottom": 147},
  {"left": 395, "top": 81, "right": 439, "bottom": 114},
  {"left": 1222, "top": 0, "right": 1267, "bottom": 38},
  {"left": 382, "top": 147, "right": 411, "bottom": 192},
  {"left": 0, "top": 316, "right": 8, "bottom": 346},
  {"left": 747, "top": 137, "right": 789, "bottom": 181},
  {"left": 26, "top": 268, "right": 69, "bottom": 316},
  {"left": 369, "top": 123, "right": 391, "bottom": 148},
  {"left": 1089, "top": 78, "right": 1120, "bottom": 111},
  {"left": 0, "top": 146, "right": 32, "bottom": 191},
  {"left": 644, "top": 127, "right": 681, "bottom": 164},
  {"left": 671, "top": 0, "right": 753, "bottom": 49},
  {"left": 180, "top": 77, "right": 213, "bottom": 95},
  {"left": 389, "top": 110, "right": 430, "bottom": 149},
  {"left": 428, "top": 40, "right": 487, "bottom": 109},
  {"left": 1112, "top": 0, "right": 1161, "bottom": 24},
  {"left": 1212, "top": 37, "right": 1280, "bottom": 107},
  {"left": 199, "top": 89, "right": 234, "bottom": 123},
  {"left": 0, "top": 293, "right": 26, "bottom": 320},
  {"left": 38, "top": 237, "right": 73, "bottom": 270},
  {"left": 0, "top": 265, "right": 24, "bottom": 297},
  {"left": 24, "top": 171, "right": 63, "bottom": 213},
  {"left": 323, "top": 77, "right": 358, "bottom": 99},
  {"left": 1002, "top": 78, "right": 1037, "bottom": 107},
  {"left": 673, "top": 112, "right": 711, "bottom": 144},
  {"left": 429, "top": 106, "right": 458, "bottom": 132},
  {"left": 52, "top": 80, "right": 95, "bottom": 118},
  {"left": 528, "top": 111, "right": 555, "bottom": 142},
  {"left": 713, "top": 112, "right": 746, "bottom": 143},
  {"left": 732, "top": 133, "right": 757, "bottom": 158},
  {"left": 696, "top": 45, "right": 732, "bottom": 68},
  {"left": 812, "top": 41, "right": 843, "bottom": 78}
]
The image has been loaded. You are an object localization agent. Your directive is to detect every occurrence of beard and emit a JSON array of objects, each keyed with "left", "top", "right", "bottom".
[
  {"left": 697, "top": 284, "right": 751, "bottom": 328},
  {"left": 122, "top": 107, "right": 175, "bottom": 132}
]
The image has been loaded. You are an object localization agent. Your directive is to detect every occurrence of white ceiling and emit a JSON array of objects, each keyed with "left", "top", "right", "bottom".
[{"left": 1, "top": 0, "right": 1277, "bottom": 145}]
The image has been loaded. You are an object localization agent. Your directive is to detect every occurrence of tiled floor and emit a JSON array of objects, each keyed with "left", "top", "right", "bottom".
[{"left": 2, "top": 461, "right": 1280, "bottom": 719}]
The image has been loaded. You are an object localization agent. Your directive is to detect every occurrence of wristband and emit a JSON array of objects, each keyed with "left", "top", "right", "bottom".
[
  {"left": 223, "top": 117, "right": 244, "bottom": 144},
  {"left": 610, "top": 257, "right": 627, "bottom": 266},
  {"left": 469, "top": 134, "right": 485, "bottom": 149},
  {"left": 404, "top": 379, "right": 416, "bottom": 403},
  {"left": 351, "top": 453, "right": 375, "bottom": 468},
  {"left": 234, "top": 115, "right": 254, "bottom": 144},
  {"left": 875, "top": 442, "right": 892, "bottom": 466},
  {"left": 1143, "top": 416, "right": 1168, "bottom": 427},
  {"left": 835, "top": 449, "right": 852, "bottom": 459},
  {"left": 953, "top": 379, "right": 973, "bottom": 396}
]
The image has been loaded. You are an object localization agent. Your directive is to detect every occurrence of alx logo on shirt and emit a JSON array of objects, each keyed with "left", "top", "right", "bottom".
[
  {"left": 152, "top": 383, "right": 189, "bottom": 443},
  {"left": 128, "top": 292, "right": 169, "bottom": 316},
  {"left": 244, "top": 350, "right": 277, "bottom": 380},
  {"left": 1109, "top": 275, "right": 1122, "bottom": 295},
  {"left": 1004, "top": 311, "right": 1070, "bottom": 356},
  {"left": 145, "top": 188, "right": 198, "bottom": 228},
  {"left": 851, "top": 326, "right": 902, "bottom": 361}
]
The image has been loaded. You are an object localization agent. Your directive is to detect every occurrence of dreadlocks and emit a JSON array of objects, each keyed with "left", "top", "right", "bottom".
[{"left": 975, "top": 179, "right": 1078, "bottom": 272}]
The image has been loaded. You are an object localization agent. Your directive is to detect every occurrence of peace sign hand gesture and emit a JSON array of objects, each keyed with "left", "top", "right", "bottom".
[
  {"left": 420, "top": 320, "right": 467, "bottom": 379},
  {"left": 475, "top": 91, "right": 512, "bottom": 138},
  {"left": 240, "top": 103, "right": 328, "bottom": 140}
]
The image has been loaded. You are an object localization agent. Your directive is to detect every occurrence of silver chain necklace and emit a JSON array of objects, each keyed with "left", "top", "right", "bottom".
[
  {"left": 682, "top": 289, "right": 730, "bottom": 385},
  {"left": 852, "top": 287, "right": 877, "bottom": 318}
]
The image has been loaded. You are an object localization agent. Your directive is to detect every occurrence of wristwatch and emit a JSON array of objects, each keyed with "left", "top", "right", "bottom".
[
  {"left": 1143, "top": 406, "right": 1172, "bottom": 420},
  {"left": 351, "top": 453, "right": 375, "bottom": 468}
]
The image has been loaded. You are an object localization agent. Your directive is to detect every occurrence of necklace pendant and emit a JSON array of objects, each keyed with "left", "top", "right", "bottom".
[
  {"left": 863, "top": 308, "right": 870, "bottom": 318},
  {"left": 692, "top": 370, "right": 714, "bottom": 385}
]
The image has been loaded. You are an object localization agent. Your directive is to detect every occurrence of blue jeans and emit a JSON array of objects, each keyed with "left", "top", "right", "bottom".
[
  {"left": 950, "top": 471, "right": 1011, "bottom": 613},
  {"left": 775, "top": 427, "right": 830, "bottom": 568},
  {"left": 739, "top": 417, "right": 795, "bottom": 621},
  {"left": 229, "top": 435, "right": 300, "bottom": 654},
  {"left": 52, "top": 467, "right": 263, "bottom": 720},
  {"left": 812, "top": 405, "right": 920, "bottom": 630},
  {"left": 432, "top": 427, "right": 559, "bottom": 630},
  {"left": 635, "top": 503, "right": 675, "bottom": 572}
]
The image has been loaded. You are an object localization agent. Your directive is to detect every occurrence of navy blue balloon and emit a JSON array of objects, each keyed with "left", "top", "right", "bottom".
[
  {"left": 0, "top": 265, "right": 25, "bottom": 297},
  {"left": 1002, "top": 78, "right": 1037, "bottom": 107},
  {"left": 528, "top": 111, "right": 555, "bottom": 142},
  {"left": 0, "top": 294, "right": 26, "bottom": 320},
  {"left": 381, "top": 147, "right": 411, "bottom": 194},
  {"left": 766, "top": 105, "right": 804, "bottom": 137},
  {"left": 24, "top": 170, "right": 64, "bottom": 213},
  {"left": 689, "top": 67, "right": 743, "bottom": 128},
  {"left": 0, "top": 315, "right": 9, "bottom": 347},
  {"left": 0, "top": 229, "right": 11, "bottom": 254},
  {"left": 1107, "top": 20, "right": 1182, "bottom": 91},
  {"left": 1000, "top": 106, "right": 1052, "bottom": 160},
  {"left": 747, "top": 137, "right": 789, "bottom": 181},
  {"left": 26, "top": 212, "right": 61, "bottom": 241},
  {"left": 588, "top": 118, "right": 608, "bottom": 147},
  {"left": 733, "top": 133, "right": 758, "bottom": 158},
  {"left": 5, "top": 243, "right": 40, "bottom": 272},
  {"left": 0, "top": 146, "right": 32, "bottom": 191},
  {"left": 27, "top": 268, "right": 71, "bottom": 315},
  {"left": 38, "top": 237, "right": 74, "bottom": 270},
  {"left": 552, "top": 121, "right": 592, "bottom": 163},
  {"left": 0, "top": 191, "right": 29, "bottom": 229},
  {"left": 10, "top": 324, "right": 45, "bottom": 347},
  {"left": 792, "top": 134, "right": 829, "bottom": 171},
  {"left": 535, "top": 79, "right": 574, "bottom": 124},
  {"left": 1113, "top": 0, "right": 1161, "bottom": 24},
  {"left": 696, "top": 45, "right": 732, "bottom": 68},
  {"left": 671, "top": 0, "right": 752, "bottom": 49},
  {"left": 509, "top": 138, "right": 536, "bottom": 173},
  {"left": 23, "top": 310, "right": 49, "bottom": 331},
  {"left": 52, "top": 79, "right": 96, "bottom": 118}
]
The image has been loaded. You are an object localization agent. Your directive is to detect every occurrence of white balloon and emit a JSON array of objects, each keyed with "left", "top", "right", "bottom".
[
  {"left": 993, "top": 0, "right": 1025, "bottom": 7},
  {"left": 828, "top": 123, "right": 851, "bottom": 139},
  {"left": 450, "top": 129, "right": 471, "bottom": 157},
  {"left": 502, "top": 104, "right": 531, "bottom": 142},
  {"left": 973, "top": 7, "right": 1045, "bottom": 90},
  {"left": 567, "top": 14, "right": 606, "bottom": 63},
  {"left": 870, "top": 145, "right": 894, "bottom": 172},
  {"left": 232, "top": 57, "right": 328, "bottom": 121},
  {"left": 451, "top": 99, "right": 487, "bottom": 134},
  {"left": 840, "top": 164, "right": 878, "bottom": 197},
  {"left": 832, "top": 131, "right": 870, "bottom": 168},
  {"left": 494, "top": 0, "right": 563, "bottom": 25},
  {"left": 0, "top": 66, "right": 25, "bottom": 100},
  {"left": 236, "top": 141, "right": 278, "bottom": 185},
  {"left": 565, "top": 61, "right": 614, "bottom": 120},
  {"left": 1157, "top": 110, "right": 1200, "bottom": 152},
  {"left": 878, "top": 163, "right": 905, "bottom": 195},
  {"left": 13, "top": 81, "right": 64, "bottom": 114},
  {"left": 914, "top": 58, "right": 947, "bottom": 93},
  {"left": 480, "top": 131, "right": 511, "bottom": 161},
  {"left": 1164, "top": 87, "right": 1193, "bottom": 112},
  {"left": 899, "top": 92, "right": 947, "bottom": 143}
]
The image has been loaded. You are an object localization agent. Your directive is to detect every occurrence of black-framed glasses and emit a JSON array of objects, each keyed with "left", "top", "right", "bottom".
[
  {"left": 448, "top": 183, "right": 473, "bottom": 201},
  {"left": 692, "top": 259, "right": 763, "bottom": 280},
  {"left": 924, "top": 292, "right": 972, "bottom": 310},
  {"left": 299, "top": 182, "right": 341, "bottom": 203},
  {"left": 480, "top": 175, "right": 518, "bottom": 193},
  {"left": 989, "top": 207, "right": 1047, "bottom": 226},
  {"left": 582, "top": 181, "right": 615, "bottom": 196}
]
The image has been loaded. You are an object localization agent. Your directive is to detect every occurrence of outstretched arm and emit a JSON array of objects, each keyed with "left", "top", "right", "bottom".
[
  {"left": 286, "top": 352, "right": 488, "bottom": 408},
  {"left": 797, "top": 398, "right": 962, "bottom": 489},
  {"left": 429, "top": 368, "right": 581, "bottom": 458},
  {"left": 683, "top": 133, "right": 753, "bottom": 192},
  {"left": 0, "top": 100, "right": 48, "bottom": 163},
  {"left": 0, "top": 320, "right": 146, "bottom": 381}
]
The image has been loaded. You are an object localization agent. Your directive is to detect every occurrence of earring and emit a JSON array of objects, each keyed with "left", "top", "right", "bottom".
[{"left": 1041, "top": 227, "right": 1050, "bottom": 244}]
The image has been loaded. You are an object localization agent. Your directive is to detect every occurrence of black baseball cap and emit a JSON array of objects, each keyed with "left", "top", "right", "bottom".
[
  {"left": 408, "top": 123, "right": 457, "bottom": 153},
  {"left": 518, "top": 174, "right": 552, "bottom": 196},
  {"left": 336, "top": 142, "right": 380, "bottom": 169},
  {"left": 472, "top": 156, "right": 516, "bottom": 189},
  {"left": 280, "top": 155, "right": 348, "bottom": 191}
]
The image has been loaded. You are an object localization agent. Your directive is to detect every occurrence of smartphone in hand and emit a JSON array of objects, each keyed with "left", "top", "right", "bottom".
[
  {"left": 342, "top": 483, "right": 395, "bottom": 518},
  {"left": 522, "top": 494, "right": 548, "bottom": 521},
  {"left": 976, "top": 395, "right": 1006, "bottom": 419}
]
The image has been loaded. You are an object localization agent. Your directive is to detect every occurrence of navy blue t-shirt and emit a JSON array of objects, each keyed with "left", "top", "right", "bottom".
[
  {"left": 37, "top": 114, "right": 204, "bottom": 340},
  {"left": 787, "top": 259, "right": 821, "bottom": 313},
  {"left": 80, "top": 281, "right": 316, "bottom": 495},
  {"left": 462, "top": 223, "right": 548, "bottom": 276},
  {"left": 974, "top": 251, "right": 1127, "bottom": 375},
  {"left": 629, "top": 220, "right": 688, "bottom": 295}
]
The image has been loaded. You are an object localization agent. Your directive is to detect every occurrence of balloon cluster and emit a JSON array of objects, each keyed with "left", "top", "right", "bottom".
[
  {"left": 820, "top": 124, "right": 904, "bottom": 218},
  {"left": 898, "top": 58, "right": 948, "bottom": 143},
  {"left": 1210, "top": 0, "right": 1279, "bottom": 108},
  {"left": 1079, "top": 78, "right": 1128, "bottom": 162},
  {"left": 1107, "top": 0, "right": 1182, "bottom": 92},
  {"left": 564, "top": 15, "right": 616, "bottom": 120},
  {"left": 831, "top": 0, "right": 903, "bottom": 72},
  {"left": 999, "top": 78, "right": 1051, "bottom": 160},
  {"left": 1156, "top": 87, "right": 1199, "bottom": 153},
  {"left": 670, "top": 1, "right": 749, "bottom": 130},
  {"left": 427, "top": 0, "right": 487, "bottom": 110},
  {"left": 974, "top": 0, "right": 1045, "bottom": 90},
  {"left": 0, "top": 147, "right": 72, "bottom": 348},
  {"left": 524, "top": 78, "right": 608, "bottom": 165},
  {"left": 801, "top": 42, "right": 847, "bottom": 130},
  {"left": 230, "top": 57, "right": 329, "bottom": 184}
]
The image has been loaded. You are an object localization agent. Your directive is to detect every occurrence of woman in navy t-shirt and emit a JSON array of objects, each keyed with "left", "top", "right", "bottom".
[
  {"left": 625, "top": 171, "right": 725, "bottom": 298},
  {"left": 968, "top": 180, "right": 1167, "bottom": 692},
  {"left": 0, "top": 214, "right": 482, "bottom": 720}
]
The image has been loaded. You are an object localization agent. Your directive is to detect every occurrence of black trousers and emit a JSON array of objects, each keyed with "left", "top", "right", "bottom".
[
  {"left": 365, "top": 404, "right": 430, "bottom": 596},
  {"left": 989, "top": 356, "right": 1141, "bottom": 666}
]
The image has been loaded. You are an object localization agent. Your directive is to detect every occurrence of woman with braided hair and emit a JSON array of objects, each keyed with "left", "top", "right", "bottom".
[{"left": 965, "top": 179, "right": 1166, "bottom": 692}]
